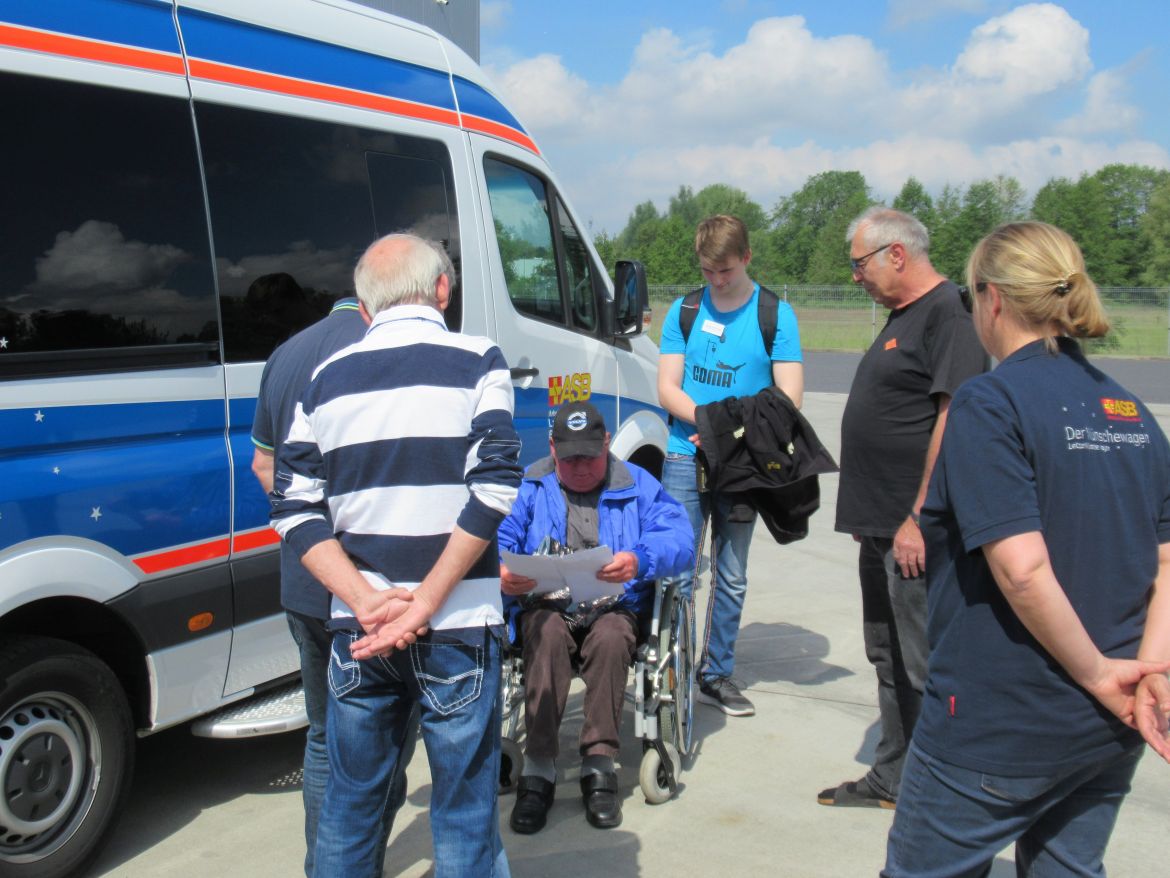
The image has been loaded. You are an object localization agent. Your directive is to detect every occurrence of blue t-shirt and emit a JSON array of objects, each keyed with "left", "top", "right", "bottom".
[
  {"left": 252, "top": 298, "right": 367, "bottom": 619},
  {"left": 916, "top": 338, "right": 1170, "bottom": 775},
  {"left": 659, "top": 283, "right": 802, "bottom": 456}
]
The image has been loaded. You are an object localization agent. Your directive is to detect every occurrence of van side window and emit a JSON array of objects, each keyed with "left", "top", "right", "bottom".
[
  {"left": 367, "top": 151, "right": 462, "bottom": 331},
  {"left": 556, "top": 195, "right": 598, "bottom": 333},
  {"left": 197, "top": 105, "right": 458, "bottom": 361},
  {"left": 0, "top": 73, "right": 218, "bottom": 377},
  {"left": 483, "top": 159, "right": 564, "bottom": 325}
]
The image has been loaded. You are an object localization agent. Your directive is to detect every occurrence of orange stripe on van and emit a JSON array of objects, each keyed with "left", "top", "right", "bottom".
[
  {"left": 188, "top": 58, "right": 462, "bottom": 127},
  {"left": 232, "top": 527, "right": 281, "bottom": 553},
  {"left": 133, "top": 537, "right": 231, "bottom": 575},
  {"left": 0, "top": 24, "right": 184, "bottom": 75},
  {"left": 461, "top": 113, "right": 541, "bottom": 154}
]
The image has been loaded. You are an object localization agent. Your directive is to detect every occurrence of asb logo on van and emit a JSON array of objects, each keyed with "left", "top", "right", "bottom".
[{"left": 548, "top": 372, "right": 591, "bottom": 406}]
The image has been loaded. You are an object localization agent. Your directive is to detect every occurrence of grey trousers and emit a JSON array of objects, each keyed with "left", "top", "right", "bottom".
[
  {"left": 520, "top": 607, "right": 638, "bottom": 761},
  {"left": 859, "top": 536, "right": 929, "bottom": 800}
]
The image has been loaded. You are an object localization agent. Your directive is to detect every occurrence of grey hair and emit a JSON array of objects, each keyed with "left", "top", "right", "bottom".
[
  {"left": 427, "top": 239, "right": 458, "bottom": 294},
  {"left": 846, "top": 206, "right": 930, "bottom": 260},
  {"left": 354, "top": 233, "right": 444, "bottom": 314}
]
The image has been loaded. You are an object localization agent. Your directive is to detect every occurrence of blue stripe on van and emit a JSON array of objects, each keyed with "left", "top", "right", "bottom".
[
  {"left": 177, "top": 8, "right": 458, "bottom": 114},
  {"left": 2, "top": 399, "right": 231, "bottom": 559},
  {"left": 1, "top": 0, "right": 180, "bottom": 55},
  {"left": 453, "top": 76, "right": 524, "bottom": 132}
]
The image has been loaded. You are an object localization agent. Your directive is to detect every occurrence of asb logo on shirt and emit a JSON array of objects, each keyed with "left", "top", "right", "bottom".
[{"left": 1100, "top": 397, "right": 1140, "bottom": 422}]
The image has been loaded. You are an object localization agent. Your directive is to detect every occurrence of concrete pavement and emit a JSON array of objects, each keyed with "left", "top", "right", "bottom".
[{"left": 90, "top": 392, "right": 1170, "bottom": 877}]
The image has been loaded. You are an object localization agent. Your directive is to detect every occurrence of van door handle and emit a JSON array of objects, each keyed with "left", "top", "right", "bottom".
[{"left": 510, "top": 367, "right": 539, "bottom": 379}]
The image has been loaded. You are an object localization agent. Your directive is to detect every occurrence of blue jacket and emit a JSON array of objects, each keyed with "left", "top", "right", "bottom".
[{"left": 498, "top": 454, "right": 695, "bottom": 640}]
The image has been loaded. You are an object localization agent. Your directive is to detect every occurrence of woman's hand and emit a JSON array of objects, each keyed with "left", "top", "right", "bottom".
[
  {"left": 1135, "top": 673, "right": 1170, "bottom": 761},
  {"left": 1083, "top": 657, "right": 1170, "bottom": 728}
]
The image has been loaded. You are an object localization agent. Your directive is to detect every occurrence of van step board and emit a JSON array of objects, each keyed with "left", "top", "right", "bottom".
[{"left": 190, "top": 681, "right": 308, "bottom": 738}]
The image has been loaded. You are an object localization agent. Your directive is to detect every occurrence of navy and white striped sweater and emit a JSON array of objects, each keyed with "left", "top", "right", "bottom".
[{"left": 271, "top": 304, "right": 522, "bottom": 631}]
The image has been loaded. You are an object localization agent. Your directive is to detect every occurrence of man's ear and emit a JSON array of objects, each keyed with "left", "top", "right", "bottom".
[
  {"left": 436, "top": 273, "right": 451, "bottom": 311},
  {"left": 358, "top": 301, "right": 373, "bottom": 325}
]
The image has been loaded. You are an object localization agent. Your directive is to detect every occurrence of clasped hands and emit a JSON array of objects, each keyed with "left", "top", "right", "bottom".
[
  {"left": 1085, "top": 657, "right": 1170, "bottom": 762},
  {"left": 349, "top": 586, "right": 434, "bottom": 660},
  {"left": 499, "top": 550, "right": 639, "bottom": 596}
]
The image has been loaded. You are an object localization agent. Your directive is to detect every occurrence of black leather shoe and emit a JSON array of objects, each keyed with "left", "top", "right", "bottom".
[
  {"left": 510, "top": 776, "right": 555, "bottom": 834},
  {"left": 580, "top": 771, "right": 622, "bottom": 829}
]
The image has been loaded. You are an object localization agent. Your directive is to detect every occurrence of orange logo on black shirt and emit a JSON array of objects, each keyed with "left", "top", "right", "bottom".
[
  {"left": 1101, "top": 398, "right": 1140, "bottom": 422},
  {"left": 884, "top": 338, "right": 897, "bottom": 351}
]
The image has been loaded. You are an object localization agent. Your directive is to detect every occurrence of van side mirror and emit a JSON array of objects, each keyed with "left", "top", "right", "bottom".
[{"left": 612, "top": 260, "right": 648, "bottom": 338}]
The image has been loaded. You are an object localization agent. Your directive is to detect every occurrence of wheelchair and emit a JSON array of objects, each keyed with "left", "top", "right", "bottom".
[{"left": 498, "top": 579, "right": 695, "bottom": 804}]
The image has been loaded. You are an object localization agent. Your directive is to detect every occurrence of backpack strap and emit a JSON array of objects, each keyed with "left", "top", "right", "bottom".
[
  {"left": 756, "top": 285, "right": 780, "bottom": 358},
  {"left": 678, "top": 287, "right": 704, "bottom": 344}
]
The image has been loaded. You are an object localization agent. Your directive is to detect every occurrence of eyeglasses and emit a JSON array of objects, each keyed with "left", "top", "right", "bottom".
[
  {"left": 956, "top": 283, "right": 985, "bottom": 313},
  {"left": 849, "top": 243, "right": 892, "bottom": 273}
]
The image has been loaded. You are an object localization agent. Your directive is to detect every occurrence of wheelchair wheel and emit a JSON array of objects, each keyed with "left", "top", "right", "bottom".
[
  {"left": 499, "top": 737, "right": 523, "bottom": 794},
  {"left": 657, "top": 587, "right": 695, "bottom": 758},
  {"left": 639, "top": 741, "right": 680, "bottom": 805}
]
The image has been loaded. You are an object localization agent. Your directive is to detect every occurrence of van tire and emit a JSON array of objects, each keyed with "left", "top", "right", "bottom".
[{"left": 0, "top": 636, "right": 135, "bottom": 878}]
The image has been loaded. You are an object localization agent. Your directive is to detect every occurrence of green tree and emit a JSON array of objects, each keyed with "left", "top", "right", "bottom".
[
  {"left": 690, "top": 184, "right": 768, "bottom": 231},
  {"left": 1140, "top": 177, "right": 1170, "bottom": 286},
  {"left": 928, "top": 184, "right": 966, "bottom": 282},
  {"left": 892, "top": 177, "right": 934, "bottom": 228},
  {"left": 1091, "top": 164, "right": 1170, "bottom": 285},
  {"left": 1031, "top": 174, "right": 1113, "bottom": 282},
  {"left": 770, "top": 171, "right": 871, "bottom": 282}
]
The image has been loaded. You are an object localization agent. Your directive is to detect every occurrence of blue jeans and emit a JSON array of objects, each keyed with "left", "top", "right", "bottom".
[
  {"left": 313, "top": 625, "right": 509, "bottom": 878},
  {"left": 286, "top": 611, "right": 417, "bottom": 877},
  {"left": 662, "top": 453, "right": 755, "bottom": 682},
  {"left": 858, "top": 536, "right": 928, "bottom": 800},
  {"left": 883, "top": 741, "right": 1142, "bottom": 878}
]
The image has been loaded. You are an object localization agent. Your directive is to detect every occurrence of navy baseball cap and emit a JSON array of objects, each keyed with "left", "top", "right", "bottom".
[{"left": 551, "top": 401, "right": 607, "bottom": 457}]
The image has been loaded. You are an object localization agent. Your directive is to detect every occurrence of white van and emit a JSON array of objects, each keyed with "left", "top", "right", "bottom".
[{"left": 0, "top": 2, "right": 666, "bottom": 874}]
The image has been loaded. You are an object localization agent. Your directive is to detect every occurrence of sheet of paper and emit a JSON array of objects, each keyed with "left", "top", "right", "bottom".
[{"left": 501, "top": 545, "right": 622, "bottom": 603}]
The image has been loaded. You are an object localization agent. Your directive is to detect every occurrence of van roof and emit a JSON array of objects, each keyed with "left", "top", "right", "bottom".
[{"left": 0, "top": 0, "right": 539, "bottom": 154}]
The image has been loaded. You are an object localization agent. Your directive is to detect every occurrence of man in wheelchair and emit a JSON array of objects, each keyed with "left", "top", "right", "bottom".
[{"left": 499, "top": 401, "right": 694, "bottom": 833}]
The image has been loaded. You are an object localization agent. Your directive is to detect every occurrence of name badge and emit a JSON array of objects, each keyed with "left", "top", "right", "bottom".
[{"left": 701, "top": 319, "right": 725, "bottom": 339}]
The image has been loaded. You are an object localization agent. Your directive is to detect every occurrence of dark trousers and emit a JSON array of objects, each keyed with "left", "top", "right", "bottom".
[
  {"left": 520, "top": 608, "right": 638, "bottom": 760},
  {"left": 859, "top": 536, "right": 928, "bottom": 800}
]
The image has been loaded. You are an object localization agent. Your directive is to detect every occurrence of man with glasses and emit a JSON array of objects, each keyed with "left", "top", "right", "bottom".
[{"left": 818, "top": 207, "right": 987, "bottom": 810}]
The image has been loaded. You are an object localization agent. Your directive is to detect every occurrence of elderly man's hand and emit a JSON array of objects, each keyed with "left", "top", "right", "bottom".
[
  {"left": 500, "top": 563, "right": 538, "bottom": 596},
  {"left": 352, "top": 586, "right": 414, "bottom": 631},
  {"left": 598, "top": 551, "right": 638, "bottom": 584},
  {"left": 351, "top": 592, "right": 435, "bottom": 659}
]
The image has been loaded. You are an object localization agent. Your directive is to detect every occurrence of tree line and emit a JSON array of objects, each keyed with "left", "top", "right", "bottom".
[{"left": 594, "top": 164, "right": 1170, "bottom": 289}]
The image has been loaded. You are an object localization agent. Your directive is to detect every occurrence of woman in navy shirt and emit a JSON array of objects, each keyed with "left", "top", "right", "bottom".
[{"left": 883, "top": 222, "right": 1170, "bottom": 877}]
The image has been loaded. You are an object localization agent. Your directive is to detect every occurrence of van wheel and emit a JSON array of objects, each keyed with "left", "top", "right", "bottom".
[{"left": 0, "top": 636, "right": 134, "bottom": 878}]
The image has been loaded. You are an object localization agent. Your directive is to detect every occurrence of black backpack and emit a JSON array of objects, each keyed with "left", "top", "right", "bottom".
[{"left": 677, "top": 285, "right": 781, "bottom": 356}]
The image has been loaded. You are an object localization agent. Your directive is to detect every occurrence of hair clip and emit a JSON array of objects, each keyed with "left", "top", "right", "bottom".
[{"left": 1054, "top": 279, "right": 1071, "bottom": 296}]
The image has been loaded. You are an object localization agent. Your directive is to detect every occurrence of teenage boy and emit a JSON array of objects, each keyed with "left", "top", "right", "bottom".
[{"left": 656, "top": 214, "right": 804, "bottom": 716}]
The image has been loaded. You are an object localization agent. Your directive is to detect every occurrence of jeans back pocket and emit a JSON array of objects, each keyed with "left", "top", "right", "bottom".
[
  {"left": 327, "top": 631, "right": 362, "bottom": 699},
  {"left": 410, "top": 640, "right": 484, "bottom": 716}
]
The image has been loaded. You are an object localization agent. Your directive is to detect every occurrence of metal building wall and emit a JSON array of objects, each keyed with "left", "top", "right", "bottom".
[{"left": 350, "top": 0, "right": 479, "bottom": 61}]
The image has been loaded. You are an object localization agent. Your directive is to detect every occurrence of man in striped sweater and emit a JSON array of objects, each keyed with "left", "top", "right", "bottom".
[{"left": 271, "top": 233, "right": 522, "bottom": 878}]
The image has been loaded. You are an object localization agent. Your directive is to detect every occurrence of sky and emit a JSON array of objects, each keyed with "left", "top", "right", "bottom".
[{"left": 478, "top": 0, "right": 1170, "bottom": 235}]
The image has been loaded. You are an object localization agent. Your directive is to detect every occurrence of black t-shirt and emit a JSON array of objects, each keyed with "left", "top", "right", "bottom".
[
  {"left": 916, "top": 338, "right": 1170, "bottom": 773},
  {"left": 836, "top": 281, "right": 987, "bottom": 537}
]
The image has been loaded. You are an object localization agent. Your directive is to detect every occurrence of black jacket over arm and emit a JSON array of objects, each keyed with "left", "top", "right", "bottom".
[{"left": 694, "top": 387, "right": 838, "bottom": 545}]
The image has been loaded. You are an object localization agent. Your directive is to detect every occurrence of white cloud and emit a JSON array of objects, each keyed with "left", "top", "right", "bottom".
[
  {"left": 34, "top": 220, "right": 188, "bottom": 290},
  {"left": 487, "top": 6, "right": 1167, "bottom": 234},
  {"left": 481, "top": 1, "right": 511, "bottom": 31},
  {"left": 1057, "top": 68, "right": 1142, "bottom": 136},
  {"left": 954, "top": 4, "right": 1090, "bottom": 96}
]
